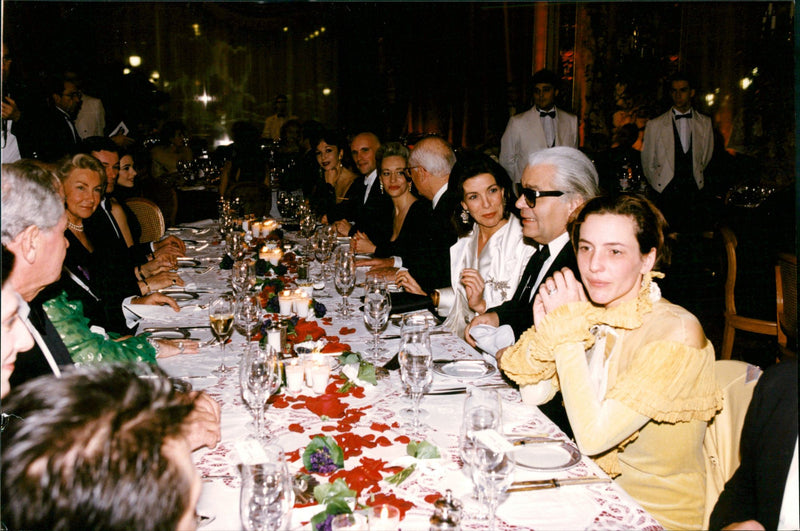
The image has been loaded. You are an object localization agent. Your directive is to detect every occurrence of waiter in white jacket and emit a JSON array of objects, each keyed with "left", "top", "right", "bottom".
[{"left": 500, "top": 69, "right": 578, "bottom": 184}]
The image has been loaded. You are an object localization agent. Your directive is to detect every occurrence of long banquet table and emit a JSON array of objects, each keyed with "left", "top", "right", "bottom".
[{"left": 143, "top": 220, "right": 663, "bottom": 531}]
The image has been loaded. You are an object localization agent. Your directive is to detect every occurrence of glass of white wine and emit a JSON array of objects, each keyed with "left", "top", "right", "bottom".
[{"left": 209, "top": 295, "right": 235, "bottom": 375}]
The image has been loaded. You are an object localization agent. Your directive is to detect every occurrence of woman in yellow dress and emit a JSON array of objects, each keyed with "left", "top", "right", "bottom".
[{"left": 500, "top": 194, "right": 722, "bottom": 530}]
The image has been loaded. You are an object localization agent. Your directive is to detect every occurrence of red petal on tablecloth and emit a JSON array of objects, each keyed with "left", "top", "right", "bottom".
[
  {"left": 304, "top": 394, "right": 348, "bottom": 418},
  {"left": 286, "top": 448, "right": 301, "bottom": 462},
  {"left": 321, "top": 340, "right": 351, "bottom": 353},
  {"left": 375, "top": 436, "right": 392, "bottom": 447},
  {"left": 288, "top": 423, "right": 304, "bottom": 433},
  {"left": 334, "top": 432, "right": 379, "bottom": 459},
  {"left": 424, "top": 492, "right": 442, "bottom": 504},
  {"left": 394, "top": 435, "right": 411, "bottom": 444},
  {"left": 338, "top": 327, "right": 356, "bottom": 335},
  {"left": 370, "top": 422, "right": 391, "bottom": 432}
]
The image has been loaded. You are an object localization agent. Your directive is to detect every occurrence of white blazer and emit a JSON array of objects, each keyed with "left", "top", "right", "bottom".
[
  {"left": 641, "top": 108, "right": 714, "bottom": 192},
  {"left": 437, "top": 216, "right": 535, "bottom": 338},
  {"left": 500, "top": 106, "right": 579, "bottom": 183}
]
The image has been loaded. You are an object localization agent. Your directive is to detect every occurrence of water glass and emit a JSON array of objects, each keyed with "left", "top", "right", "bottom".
[
  {"left": 333, "top": 247, "right": 356, "bottom": 317},
  {"left": 240, "top": 449, "right": 294, "bottom": 531},
  {"left": 232, "top": 260, "right": 250, "bottom": 297},
  {"left": 240, "top": 344, "right": 281, "bottom": 440},
  {"left": 472, "top": 450, "right": 515, "bottom": 531},
  {"left": 398, "top": 314, "right": 433, "bottom": 437},
  {"left": 363, "top": 281, "right": 391, "bottom": 359}
]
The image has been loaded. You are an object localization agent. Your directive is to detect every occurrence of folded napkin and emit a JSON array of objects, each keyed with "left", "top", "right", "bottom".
[
  {"left": 497, "top": 486, "right": 600, "bottom": 530},
  {"left": 469, "top": 324, "right": 515, "bottom": 363}
]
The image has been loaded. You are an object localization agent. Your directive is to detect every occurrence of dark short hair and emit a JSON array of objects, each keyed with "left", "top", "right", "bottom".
[
  {"left": 449, "top": 151, "right": 515, "bottom": 237},
  {"left": 1, "top": 364, "right": 197, "bottom": 531},
  {"left": 531, "top": 69, "right": 560, "bottom": 89},
  {"left": 314, "top": 129, "right": 348, "bottom": 154},
  {"left": 669, "top": 71, "right": 695, "bottom": 89},
  {"left": 568, "top": 193, "right": 671, "bottom": 268},
  {"left": 79, "top": 135, "right": 119, "bottom": 156},
  {"left": 2, "top": 245, "right": 15, "bottom": 286}
]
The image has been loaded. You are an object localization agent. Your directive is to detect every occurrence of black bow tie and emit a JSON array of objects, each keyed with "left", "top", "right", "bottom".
[
  {"left": 539, "top": 110, "right": 556, "bottom": 119},
  {"left": 674, "top": 112, "right": 692, "bottom": 120}
]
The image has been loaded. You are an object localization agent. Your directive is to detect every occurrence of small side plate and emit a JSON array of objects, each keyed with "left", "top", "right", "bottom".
[
  {"left": 168, "top": 291, "right": 200, "bottom": 302},
  {"left": 177, "top": 258, "right": 201, "bottom": 268},
  {"left": 510, "top": 437, "right": 581, "bottom": 471},
  {"left": 433, "top": 360, "right": 497, "bottom": 379},
  {"left": 146, "top": 329, "right": 191, "bottom": 339}
]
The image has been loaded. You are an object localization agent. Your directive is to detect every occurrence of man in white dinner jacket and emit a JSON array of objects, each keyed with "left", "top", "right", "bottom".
[
  {"left": 500, "top": 69, "right": 578, "bottom": 184},
  {"left": 641, "top": 71, "right": 713, "bottom": 230}
]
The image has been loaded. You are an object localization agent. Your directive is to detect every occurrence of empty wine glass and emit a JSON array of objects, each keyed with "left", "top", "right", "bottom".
[
  {"left": 240, "top": 445, "right": 294, "bottom": 531},
  {"left": 231, "top": 260, "right": 250, "bottom": 297},
  {"left": 459, "top": 388, "right": 503, "bottom": 517},
  {"left": 398, "top": 314, "right": 433, "bottom": 437},
  {"left": 333, "top": 247, "right": 356, "bottom": 317},
  {"left": 313, "top": 228, "right": 335, "bottom": 280},
  {"left": 241, "top": 344, "right": 281, "bottom": 440},
  {"left": 363, "top": 281, "right": 391, "bottom": 359},
  {"left": 472, "top": 448, "right": 515, "bottom": 531},
  {"left": 236, "top": 294, "right": 262, "bottom": 342},
  {"left": 247, "top": 261, "right": 259, "bottom": 293},
  {"left": 209, "top": 295, "right": 235, "bottom": 374}
]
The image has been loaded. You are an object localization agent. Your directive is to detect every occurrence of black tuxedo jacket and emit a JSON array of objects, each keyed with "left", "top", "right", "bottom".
[
  {"left": 347, "top": 177, "right": 394, "bottom": 248},
  {"left": 710, "top": 359, "right": 798, "bottom": 531},
  {"left": 492, "top": 240, "right": 579, "bottom": 339},
  {"left": 31, "top": 106, "right": 79, "bottom": 162},
  {"left": 9, "top": 295, "right": 74, "bottom": 388},
  {"left": 403, "top": 190, "right": 458, "bottom": 294}
]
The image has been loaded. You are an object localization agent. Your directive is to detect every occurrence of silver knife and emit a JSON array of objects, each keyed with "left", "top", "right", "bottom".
[
  {"left": 143, "top": 326, "right": 211, "bottom": 332},
  {"left": 381, "top": 329, "right": 450, "bottom": 340},
  {"left": 507, "top": 477, "right": 611, "bottom": 492},
  {"left": 425, "top": 383, "right": 508, "bottom": 395}
]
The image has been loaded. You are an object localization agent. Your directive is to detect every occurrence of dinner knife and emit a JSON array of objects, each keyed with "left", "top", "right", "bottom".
[
  {"left": 507, "top": 477, "right": 611, "bottom": 492},
  {"left": 142, "top": 326, "right": 211, "bottom": 333},
  {"left": 424, "top": 383, "right": 508, "bottom": 395},
  {"left": 380, "top": 329, "right": 450, "bottom": 340}
]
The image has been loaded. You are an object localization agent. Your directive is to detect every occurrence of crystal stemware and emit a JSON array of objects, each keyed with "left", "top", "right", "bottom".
[
  {"left": 398, "top": 314, "right": 433, "bottom": 437},
  {"left": 231, "top": 260, "right": 250, "bottom": 298},
  {"left": 240, "top": 445, "right": 294, "bottom": 531},
  {"left": 333, "top": 247, "right": 356, "bottom": 317},
  {"left": 236, "top": 294, "right": 262, "bottom": 343},
  {"left": 209, "top": 295, "right": 235, "bottom": 374},
  {"left": 363, "top": 280, "right": 391, "bottom": 359},
  {"left": 240, "top": 344, "right": 281, "bottom": 440},
  {"left": 472, "top": 449, "right": 515, "bottom": 531}
]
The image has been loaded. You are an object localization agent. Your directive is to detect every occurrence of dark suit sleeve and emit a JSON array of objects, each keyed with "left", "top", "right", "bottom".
[{"left": 709, "top": 359, "right": 798, "bottom": 531}]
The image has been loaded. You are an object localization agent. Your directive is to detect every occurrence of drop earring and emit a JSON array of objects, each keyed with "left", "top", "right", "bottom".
[
  {"left": 379, "top": 181, "right": 384, "bottom": 193},
  {"left": 460, "top": 209, "right": 470, "bottom": 224}
]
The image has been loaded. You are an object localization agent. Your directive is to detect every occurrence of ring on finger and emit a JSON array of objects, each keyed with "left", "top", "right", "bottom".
[{"left": 178, "top": 341, "right": 184, "bottom": 353}]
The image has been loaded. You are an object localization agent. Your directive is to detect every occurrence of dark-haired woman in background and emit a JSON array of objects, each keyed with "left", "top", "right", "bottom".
[
  {"left": 397, "top": 152, "right": 534, "bottom": 338},
  {"left": 310, "top": 130, "right": 358, "bottom": 222}
]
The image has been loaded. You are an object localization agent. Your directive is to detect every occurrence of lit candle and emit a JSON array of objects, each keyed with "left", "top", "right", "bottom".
[
  {"left": 266, "top": 326, "right": 282, "bottom": 352},
  {"left": 369, "top": 504, "right": 400, "bottom": 531},
  {"left": 250, "top": 221, "right": 261, "bottom": 238},
  {"left": 296, "top": 281, "right": 315, "bottom": 299},
  {"left": 278, "top": 290, "right": 295, "bottom": 315},
  {"left": 293, "top": 290, "right": 309, "bottom": 318},
  {"left": 258, "top": 245, "right": 270, "bottom": 261},
  {"left": 309, "top": 360, "right": 331, "bottom": 394},
  {"left": 242, "top": 219, "right": 250, "bottom": 232},
  {"left": 284, "top": 359, "right": 304, "bottom": 393}
]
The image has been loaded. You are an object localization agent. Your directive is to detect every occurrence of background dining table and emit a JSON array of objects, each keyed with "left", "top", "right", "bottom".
[{"left": 142, "top": 219, "right": 663, "bottom": 531}]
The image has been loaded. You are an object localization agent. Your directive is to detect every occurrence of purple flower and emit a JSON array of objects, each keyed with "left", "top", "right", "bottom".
[
  {"left": 316, "top": 513, "right": 334, "bottom": 531},
  {"left": 313, "top": 300, "right": 327, "bottom": 318},
  {"left": 308, "top": 447, "right": 338, "bottom": 474}
]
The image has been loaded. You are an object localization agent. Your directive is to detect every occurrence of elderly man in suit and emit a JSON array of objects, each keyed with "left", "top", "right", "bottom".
[
  {"left": 500, "top": 69, "right": 579, "bottom": 184},
  {"left": 642, "top": 72, "right": 714, "bottom": 231}
]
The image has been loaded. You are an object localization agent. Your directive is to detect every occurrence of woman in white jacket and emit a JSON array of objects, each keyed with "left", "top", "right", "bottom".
[{"left": 399, "top": 152, "right": 534, "bottom": 338}]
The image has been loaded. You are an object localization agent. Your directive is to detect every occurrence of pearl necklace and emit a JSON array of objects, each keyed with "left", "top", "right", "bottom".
[{"left": 67, "top": 221, "right": 84, "bottom": 232}]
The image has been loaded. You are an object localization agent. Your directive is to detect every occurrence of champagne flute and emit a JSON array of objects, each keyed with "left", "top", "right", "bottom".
[
  {"left": 398, "top": 313, "right": 433, "bottom": 437},
  {"left": 363, "top": 281, "right": 391, "bottom": 359},
  {"left": 246, "top": 261, "right": 259, "bottom": 293},
  {"left": 209, "top": 295, "right": 235, "bottom": 374},
  {"left": 333, "top": 247, "right": 356, "bottom": 317}
]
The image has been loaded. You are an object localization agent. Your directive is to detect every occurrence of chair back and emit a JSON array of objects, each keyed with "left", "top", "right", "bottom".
[
  {"left": 702, "top": 360, "right": 762, "bottom": 528},
  {"left": 124, "top": 197, "right": 166, "bottom": 243},
  {"left": 227, "top": 182, "right": 271, "bottom": 217},
  {"left": 776, "top": 252, "right": 797, "bottom": 355}
]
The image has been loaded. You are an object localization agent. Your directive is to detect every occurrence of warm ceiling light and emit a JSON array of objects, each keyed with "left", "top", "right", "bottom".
[
  {"left": 128, "top": 55, "right": 142, "bottom": 67},
  {"left": 283, "top": 26, "right": 289, "bottom": 32},
  {"left": 150, "top": 70, "right": 160, "bottom": 80},
  {"left": 123, "top": 68, "right": 131, "bottom": 75},
  {"left": 322, "top": 87, "right": 331, "bottom": 96},
  {"left": 320, "top": 27, "right": 326, "bottom": 32},
  {"left": 740, "top": 77, "right": 752, "bottom": 90},
  {"left": 192, "top": 23, "right": 201, "bottom": 37}
]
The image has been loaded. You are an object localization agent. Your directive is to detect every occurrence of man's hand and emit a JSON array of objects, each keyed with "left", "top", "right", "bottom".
[
  {"left": 132, "top": 292, "right": 180, "bottom": 311},
  {"left": 154, "top": 235, "right": 186, "bottom": 255},
  {"left": 143, "top": 271, "right": 184, "bottom": 293},
  {"left": 333, "top": 219, "right": 352, "bottom": 236},
  {"left": 464, "top": 311, "right": 500, "bottom": 347},
  {"left": 356, "top": 257, "right": 393, "bottom": 269},
  {"left": 183, "top": 391, "right": 222, "bottom": 450},
  {"left": 2, "top": 96, "right": 21, "bottom": 121},
  {"left": 141, "top": 254, "right": 177, "bottom": 277},
  {"left": 365, "top": 266, "right": 399, "bottom": 283},
  {"left": 395, "top": 269, "right": 426, "bottom": 295}
]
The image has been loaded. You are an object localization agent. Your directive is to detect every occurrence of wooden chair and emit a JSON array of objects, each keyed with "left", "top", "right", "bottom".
[
  {"left": 775, "top": 252, "right": 797, "bottom": 358},
  {"left": 719, "top": 226, "right": 777, "bottom": 360},
  {"left": 124, "top": 197, "right": 166, "bottom": 244}
]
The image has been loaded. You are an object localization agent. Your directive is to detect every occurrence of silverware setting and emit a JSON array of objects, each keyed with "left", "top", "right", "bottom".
[
  {"left": 507, "top": 476, "right": 611, "bottom": 492},
  {"left": 424, "top": 383, "right": 508, "bottom": 395},
  {"left": 381, "top": 329, "right": 450, "bottom": 340}
]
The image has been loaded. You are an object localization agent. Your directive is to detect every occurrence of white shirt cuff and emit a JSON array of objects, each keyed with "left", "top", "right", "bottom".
[
  {"left": 393, "top": 256, "right": 402, "bottom": 268},
  {"left": 122, "top": 296, "right": 142, "bottom": 328}
]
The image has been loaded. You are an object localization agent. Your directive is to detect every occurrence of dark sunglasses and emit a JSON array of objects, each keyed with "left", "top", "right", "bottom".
[{"left": 516, "top": 184, "right": 564, "bottom": 208}]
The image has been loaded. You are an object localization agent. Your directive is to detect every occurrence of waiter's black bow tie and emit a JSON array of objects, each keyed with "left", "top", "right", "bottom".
[
  {"left": 539, "top": 110, "right": 556, "bottom": 118},
  {"left": 674, "top": 112, "right": 692, "bottom": 120}
]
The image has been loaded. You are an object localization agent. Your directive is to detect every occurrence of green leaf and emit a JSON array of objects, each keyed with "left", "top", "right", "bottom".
[
  {"left": 339, "top": 352, "right": 361, "bottom": 366},
  {"left": 313, "top": 478, "right": 356, "bottom": 505},
  {"left": 407, "top": 440, "right": 440, "bottom": 459},
  {"left": 385, "top": 464, "right": 416, "bottom": 485},
  {"left": 356, "top": 361, "right": 377, "bottom": 385},
  {"left": 309, "top": 500, "right": 352, "bottom": 531}
]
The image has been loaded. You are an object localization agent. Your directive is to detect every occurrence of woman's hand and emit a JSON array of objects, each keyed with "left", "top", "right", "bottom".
[
  {"left": 333, "top": 219, "right": 351, "bottom": 236},
  {"left": 142, "top": 271, "right": 184, "bottom": 293},
  {"left": 461, "top": 268, "right": 486, "bottom": 314},
  {"left": 396, "top": 270, "right": 426, "bottom": 295},
  {"left": 131, "top": 292, "right": 181, "bottom": 312},
  {"left": 533, "top": 267, "right": 587, "bottom": 326},
  {"left": 156, "top": 339, "right": 200, "bottom": 359},
  {"left": 352, "top": 231, "right": 376, "bottom": 254},
  {"left": 140, "top": 255, "right": 177, "bottom": 278}
]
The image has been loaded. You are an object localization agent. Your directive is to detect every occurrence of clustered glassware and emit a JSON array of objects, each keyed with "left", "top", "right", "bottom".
[
  {"left": 363, "top": 279, "right": 391, "bottom": 359},
  {"left": 239, "top": 444, "right": 294, "bottom": 531},
  {"left": 209, "top": 295, "right": 235, "bottom": 375},
  {"left": 240, "top": 344, "right": 282, "bottom": 440},
  {"left": 236, "top": 294, "right": 262, "bottom": 343},
  {"left": 333, "top": 247, "right": 356, "bottom": 317},
  {"left": 459, "top": 388, "right": 503, "bottom": 518},
  {"left": 398, "top": 313, "right": 433, "bottom": 437}
]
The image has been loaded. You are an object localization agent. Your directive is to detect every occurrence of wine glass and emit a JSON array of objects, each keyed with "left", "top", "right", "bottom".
[
  {"left": 231, "top": 260, "right": 250, "bottom": 297},
  {"left": 363, "top": 281, "right": 391, "bottom": 359},
  {"left": 313, "top": 228, "right": 335, "bottom": 280},
  {"left": 472, "top": 448, "right": 515, "bottom": 531},
  {"left": 398, "top": 313, "right": 433, "bottom": 437},
  {"left": 236, "top": 294, "right": 262, "bottom": 343},
  {"left": 333, "top": 247, "right": 356, "bottom": 317},
  {"left": 209, "top": 295, "right": 235, "bottom": 374},
  {"left": 246, "top": 261, "right": 259, "bottom": 293},
  {"left": 240, "top": 445, "right": 294, "bottom": 531},
  {"left": 240, "top": 344, "right": 281, "bottom": 440},
  {"left": 459, "top": 388, "right": 503, "bottom": 516}
]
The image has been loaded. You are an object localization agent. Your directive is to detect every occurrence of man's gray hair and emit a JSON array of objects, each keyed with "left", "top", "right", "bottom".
[
  {"left": 527, "top": 147, "right": 600, "bottom": 200},
  {"left": 1, "top": 160, "right": 65, "bottom": 244},
  {"left": 409, "top": 137, "right": 456, "bottom": 178}
]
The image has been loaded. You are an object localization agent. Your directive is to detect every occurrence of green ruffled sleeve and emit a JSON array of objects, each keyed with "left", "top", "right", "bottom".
[{"left": 42, "top": 291, "right": 157, "bottom": 365}]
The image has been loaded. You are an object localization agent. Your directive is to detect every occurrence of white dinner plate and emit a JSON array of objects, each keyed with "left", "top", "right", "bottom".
[
  {"left": 177, "top": 258, "right": 201, "bottom": 268},
  {"left": 433, "top": 360, "right": 497, "bottom": 379},
  {"left": 167, "top": 291, "right": 199, "bottom": 302},
  {"left": 145, "top": 329, "right": 191, "bottom": 339},
  {"left": 510, "top": 437, "right": 581, "bottom": 471}
]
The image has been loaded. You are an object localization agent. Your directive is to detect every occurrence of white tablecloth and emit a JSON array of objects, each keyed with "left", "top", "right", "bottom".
[{"left": 148, "top": 222, "right": 663, "bottom": 531}]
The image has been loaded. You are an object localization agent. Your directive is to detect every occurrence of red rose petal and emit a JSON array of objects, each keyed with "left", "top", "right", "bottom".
[{"left": 288, "top": 423, "right": 304, "bottom": 433}]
